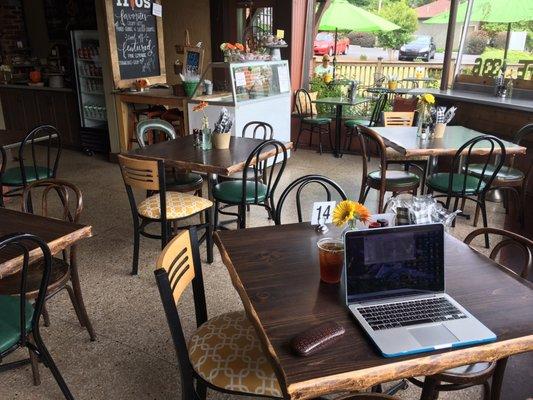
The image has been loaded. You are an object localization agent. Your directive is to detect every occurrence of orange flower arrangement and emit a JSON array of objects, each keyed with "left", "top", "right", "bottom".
[
  {"left": 235, "top": 43, "right": 245, "bottom": 51},
  {"left": 192, "top": 101, "right": 208, "bottom": 112},
  {"left": 226, "top": 43, "right": 236, "bottom": 51}
]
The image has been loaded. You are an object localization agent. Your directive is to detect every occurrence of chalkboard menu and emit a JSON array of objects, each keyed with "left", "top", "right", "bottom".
[{"left": 112, "top": 0, "right": 160, "bottom": 80}]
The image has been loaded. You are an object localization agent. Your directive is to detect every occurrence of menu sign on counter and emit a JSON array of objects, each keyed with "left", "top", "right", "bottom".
[{"left": 105, "top": 0, "right": 166, "bottom": 88}]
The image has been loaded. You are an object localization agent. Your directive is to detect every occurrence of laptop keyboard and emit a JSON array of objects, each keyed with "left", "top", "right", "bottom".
[{"left": 358, "top": 297, "right": 467, "bottom": 331}]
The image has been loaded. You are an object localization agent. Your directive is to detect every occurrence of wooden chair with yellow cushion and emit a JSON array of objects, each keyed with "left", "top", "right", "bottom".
[
  {"left": 118, "top": 155, "right": 213, "bottom": 275},
  {"left": 294, "top": 88, "right": 333, "bottom": 154},
  {"left": 383, "top": 111, "right": 429, "bottom": 190},
  {"left": 155, "top": 227, "right": 283, "bottom": 400}
]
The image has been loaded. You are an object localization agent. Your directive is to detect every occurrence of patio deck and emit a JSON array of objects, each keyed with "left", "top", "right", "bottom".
[{"left": 0, "top": 148, "right": 530, "bottom": 400}]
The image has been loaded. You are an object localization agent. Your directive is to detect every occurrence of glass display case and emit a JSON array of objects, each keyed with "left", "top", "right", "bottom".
[{"left": 188, "top": 61, "right": 291, "bottom": 143}]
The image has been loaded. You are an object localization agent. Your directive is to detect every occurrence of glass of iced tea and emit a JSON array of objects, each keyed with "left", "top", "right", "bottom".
[{"left": 317, "top": 238, "right": 344, "bottom": 284}]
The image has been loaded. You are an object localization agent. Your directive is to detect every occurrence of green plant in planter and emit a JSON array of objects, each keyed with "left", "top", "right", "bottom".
[{"left": 309, "top": 76, "right": 343, "bottom": 116}]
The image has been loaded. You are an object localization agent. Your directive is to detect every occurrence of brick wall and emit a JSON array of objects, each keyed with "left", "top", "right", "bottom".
[{"left": 0, "top": 0, "right": 28, "bottom": 62}]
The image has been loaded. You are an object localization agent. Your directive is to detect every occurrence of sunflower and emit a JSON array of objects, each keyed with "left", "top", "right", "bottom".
[
  {"left": 420, "top": 93, "right": 435, "bottom": 105},
  {"left": 332, "top": 200, "right": 371, "bottom": 227}
]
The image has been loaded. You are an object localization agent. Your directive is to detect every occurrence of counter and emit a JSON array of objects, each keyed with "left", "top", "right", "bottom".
[
  {"left": 0, "top": 83, "right": 73, "bottom": 93},
  {"left": 409, "top": 88, "right": 533, "bottom": 113}
]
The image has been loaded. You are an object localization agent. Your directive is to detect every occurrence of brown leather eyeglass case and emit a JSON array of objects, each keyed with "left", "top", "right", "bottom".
[{"left": 290, "top": 321, "right": 345, "bottom": 357}]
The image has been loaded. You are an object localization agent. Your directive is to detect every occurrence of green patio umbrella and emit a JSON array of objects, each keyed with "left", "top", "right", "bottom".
[
  {"left": 424, "top": 0, "right": 533, "bottom": 60},
  {"left": 318, "top": 0, "right": 400, "bottom": 77}
]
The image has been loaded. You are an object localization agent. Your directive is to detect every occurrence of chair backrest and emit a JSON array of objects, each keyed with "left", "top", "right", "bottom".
[
  {"left": 18, "top": 125, "right": 62, "bottom": 186},
  {"left": 451, "top": 135, "right": 506, "bottom": 196},
  {"left": 154, "top": 227, "right": 207, "bottom": 399},
  {"left": 294, "top": 88, "right": 315, "bottom": 117},
  {"left": 514, "top": 123, "right": 533, "bottom": 146},
  {"left": 118, "top": 154, "right": 163, "bottom": 192},
  {"left": 241, "top": 139, "right": 288, "bottom": 206},
  {"left": 464, "top": 227, "right": 532, "bottom": 281},
  {"left": 392, "top": 96, "right": 418, "bottom": 112},
  {"left": 242, "top": 121, "right": 274, "bottom": 140},
  {"left": 383, "top": 112, "right": 415, "bottom": 127},
  {"left": 0, "top": 233, "right": 52, "bottom": 355},
  {"left": 368, "top": 92, "right": 388, "bottom": 127},
  {"left": 135, "top": 119, "right": 176, "bottom": 148},
  {"left": 21, "top": 179, "right": 83, "bottom": 224},
  {"left": 275, "top": 175, "right": 347, "bottom": 225}
]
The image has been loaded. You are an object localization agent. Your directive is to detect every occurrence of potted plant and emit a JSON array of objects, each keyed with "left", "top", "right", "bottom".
[{"left": 212, "top": 108, "right": 233, "bottom": 149}]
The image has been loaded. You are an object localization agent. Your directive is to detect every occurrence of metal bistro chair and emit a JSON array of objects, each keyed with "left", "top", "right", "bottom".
[
  {"left": 0, "top": 125, "right": 61, "bottom": 210},
  {"left": 383, "top": 111, "right": 429, "bottom": 189},
  {"left": 136, "top": 119, "right": 204, "bottom": 195},
  {"left": 275, "top": 175, "right": 347, "bottom": 225},
  {"left": 425, "top": 135, "right": 506, "bottom": 248},
  {"left": 118, "top": 154, "right": 213, "bottom": 275},
  {"left": 294, "top": 88, "right": 333, "bottom": 154},
  {"left": 409, "top": 227, "right": 533, "bottom": 400},
  {"left": 213, "top": 139, "right": 287, "bottom": 229},
  {"left": 357, "top": 125, "right": 420, "bottom": 213},
  {"left": 467, "top": 123, "right": 533, "bottom": 227},
  {"left": 155, "top": 227, "right": 283, "bottom": 400},
  {"left": 0, "top": 180, "right": 95, "bottom": 364},
  {"left": 344, "top": 92, "right": 388, "bottom": 152},
  {"left": 0, "top": 233, "right": 75, "bottom": 400}
]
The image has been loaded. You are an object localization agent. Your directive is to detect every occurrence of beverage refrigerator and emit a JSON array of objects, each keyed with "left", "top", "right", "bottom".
[{"left": 70, "top": 30, "right": 109, "bottom": 155}]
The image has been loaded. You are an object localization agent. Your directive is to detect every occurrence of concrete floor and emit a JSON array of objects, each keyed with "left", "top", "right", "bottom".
[{"left": 0, "top": 148, "right": 529, "bottom": 400}]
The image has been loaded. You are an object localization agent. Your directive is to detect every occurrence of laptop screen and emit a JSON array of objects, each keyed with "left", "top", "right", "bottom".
[{"left": 345, "top": 224, "right": 444, "bottom": 303}]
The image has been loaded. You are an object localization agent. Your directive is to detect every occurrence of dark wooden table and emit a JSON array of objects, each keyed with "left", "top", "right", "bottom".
[
  {"left": 215, "top": 223, "right": 533, "bottom": 400},
  {"left": 312, "top": 96, "right": 370, "bottom": 158},
  {"left": 0, "top": 208, "right": 92, "bottom": 278},
  {"left": 372, "top": 126, "right": 527, "bottom": 159}
]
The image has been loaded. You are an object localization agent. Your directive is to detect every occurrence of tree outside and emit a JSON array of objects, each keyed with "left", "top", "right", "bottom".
[{"left": 376, "top": 0, "right": 418, "bottom": 59}]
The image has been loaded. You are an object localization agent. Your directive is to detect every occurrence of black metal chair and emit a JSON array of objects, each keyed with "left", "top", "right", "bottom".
[
  {"left": 118, "top": 154, "right": 213, "bottom": 275},
  {"left": 154, "top": 227, "right": 283, "bottom": 400},
  {"left": 426, "top": 135, "right": 506, "bottom": 248},
  {"left": 275, "top": 175, "right": 347, "bottom": 225},
  {"left": 294, "top": 88, "right": 333, "bottom": 154},
  {"left": 409, "top": 227, "right": 533, "bottom": 400},
  {"left": 357, "top": 125, "right": 420, "bottom": 213},
  {"left": 0, "top": 233, "right": 75, "bottom": 400},
  {"left": 344, "top": 92, "right": 388, "bottom": 152},
  {"left": 0, "top": 125, "right": 61, "bottom": 210},
  {"left": 213, "top": 139, "right": 287, "bottom": 229},
  {"left": 136, "top": 119, "right": 204, "bottom": 195},
  {"left": 467, "top": 123, "right": 533, "bottom": 227}
]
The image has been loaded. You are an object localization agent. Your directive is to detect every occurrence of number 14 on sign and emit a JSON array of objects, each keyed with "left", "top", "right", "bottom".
[{"left": 311, "top": 201, "right": 336, "bottom": 225}]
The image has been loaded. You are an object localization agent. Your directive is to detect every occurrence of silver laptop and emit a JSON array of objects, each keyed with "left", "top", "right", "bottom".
[{"left": 343, "top": 223, "right": 496, "bottom": 358}]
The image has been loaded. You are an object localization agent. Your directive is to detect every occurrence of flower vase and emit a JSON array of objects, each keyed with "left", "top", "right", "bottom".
[
  {"left": 342, "top": 220, "right": 358, "bottom": 237},
  {"left": 417, "top": 105, "right": 432, "bottom": 140}
]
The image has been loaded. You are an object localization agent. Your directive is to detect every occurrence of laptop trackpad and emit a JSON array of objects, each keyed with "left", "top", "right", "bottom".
[{"left": 409, "top": 324, "right": 458, "bottom": 347}]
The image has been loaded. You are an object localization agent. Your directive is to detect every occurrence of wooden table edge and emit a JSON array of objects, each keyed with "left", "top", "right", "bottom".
[
  {"left": 214, "top": 232, "right": 292, "bottom": 398},
  {"left": 286, "top": 335, "right": 533, "bottom": 400},
  {"left": 0, "top": 225, "right": 93, "bottom": 279}
]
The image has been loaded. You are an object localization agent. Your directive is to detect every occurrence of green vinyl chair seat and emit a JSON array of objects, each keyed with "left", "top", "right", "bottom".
[
  {"left": 213, "top": 181, "right": 268, "bottom": 204},
  {"left": 345, "top": 119, "right": 369, "bottom": 128},
  {"left": 427, "top": 173, "right": 486, "bottom": 195},
  {"left": 367, "top": 170, "right": 420, "bottom": 190},
  {"left": 0, "top": 295, "right": 33, "bottom": 354},
  {"left": 302, "top": 117, "right": 331, "bottom": 125},
  {"left": 168, "top": 172, "right": 203, "bottom": 186},
  {"left": 1, "top": 166, "right": 53, "bottom": 186},
  {"left": 466, "top": 164, "right": 524, "bottom": 182}
]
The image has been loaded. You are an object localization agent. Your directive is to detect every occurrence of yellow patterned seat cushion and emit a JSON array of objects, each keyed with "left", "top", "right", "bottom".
[
  {"left": 188, "top": 311, "right": 282, "bottom": 398},
  {"left": 137, "top": 192, "right": 212, "bottom": 220}
]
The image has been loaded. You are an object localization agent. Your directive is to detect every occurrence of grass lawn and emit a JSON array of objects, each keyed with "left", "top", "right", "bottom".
[{"left": 480, "top": 47, "right": 533, "bottom": 62}]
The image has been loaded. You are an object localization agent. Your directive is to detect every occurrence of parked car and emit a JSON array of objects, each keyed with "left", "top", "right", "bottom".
[
  {"left": 399, "top": 36, "right": 436, "bottom": 62},
  {"left": 314, "top": 32, "right": 350, "bottom": 56}
]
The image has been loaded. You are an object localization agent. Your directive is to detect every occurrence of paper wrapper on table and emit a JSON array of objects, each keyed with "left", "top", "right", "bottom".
[{"left": 386, "top": 195, "right": 461, "bottom": 230}]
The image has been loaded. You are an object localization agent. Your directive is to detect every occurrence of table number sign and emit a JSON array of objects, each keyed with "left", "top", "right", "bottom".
[{"left": 311, "top": 201, "right": 336, "bottom": 225}]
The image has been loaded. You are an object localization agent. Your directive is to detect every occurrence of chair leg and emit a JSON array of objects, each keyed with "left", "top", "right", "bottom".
[
  {"left": 479, "top": 195, "right": 490, "bottom": 248},
  {"left": 28, "top": 334, "right": 41, "bottom": 386},
  {"left": 132, "top": 219, "right": 140, "bottom": 275},
  {"left": 205, "top": 208, "right": 213, "bottom": 264},
  {"left": 295, "top": 123, "right": 304, "bottom": 151},
  {"left": 32, "top": 329, "right": 75, "bottom": 400},
  {"left": 42, "top": 304, "right": 50, "bottom": 327},
  {"left": 490, "top": 358, "right": 508, "bottom": 400},
  {"left": 67, "top": 270, "right": 96, "bottom": 341},
  {"left": 420, "top": 377, "right": 439, "bottom": 400},
  {"left": 196, "top": 380, "right": 207, "bottom": 400},
  {"left": 318, "top": 126, "right": 324, "bottom": 155},
  {"left": 238, "top": 205, "right": 247, "bottom": 229},
  {"left": 309, "top": 124, "right": 314, "bottom": 148},
  {"left": 213, "top": 201, "right": 219, "bottom": 231},
  {"left": 328, "top": 124, "right": 334, "bottom": 151},
  {"left": 360, "top": 185, "right": 371, "bottom": 205},
  {"left": 483, "top": 381, "right": 491, "bottom": 400}
]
